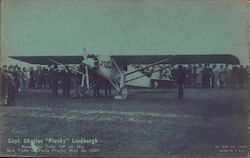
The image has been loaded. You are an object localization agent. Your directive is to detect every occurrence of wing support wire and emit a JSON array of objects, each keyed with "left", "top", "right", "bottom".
[{"left": 114, "top": 58, "right": 169, "bottom": 84}]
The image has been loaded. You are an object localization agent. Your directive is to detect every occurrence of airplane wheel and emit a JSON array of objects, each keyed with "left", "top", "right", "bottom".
[{"left": 119, "top": 87, "right": 128, "bottom": 100}]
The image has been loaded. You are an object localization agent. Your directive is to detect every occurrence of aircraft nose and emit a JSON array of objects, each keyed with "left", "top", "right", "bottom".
[{"left": 82, "top": 58, "right": 95, "bottom": 69}]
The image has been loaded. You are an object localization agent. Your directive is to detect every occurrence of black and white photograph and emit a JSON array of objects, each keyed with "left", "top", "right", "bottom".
[{"left": 0, "top": 0, "right": 249, "bottom": 157}]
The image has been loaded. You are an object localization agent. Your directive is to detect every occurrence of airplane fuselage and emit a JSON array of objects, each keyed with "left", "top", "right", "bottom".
[{"left": 83, "top": 55, "right": 152, "bottom": 88}]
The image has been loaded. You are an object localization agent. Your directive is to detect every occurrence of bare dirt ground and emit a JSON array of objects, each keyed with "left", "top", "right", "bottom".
[{"left": 0, "top": 88, "right": 248, "bottom": 157}]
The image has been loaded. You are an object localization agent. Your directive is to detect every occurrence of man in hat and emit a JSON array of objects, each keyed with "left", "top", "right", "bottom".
[
  {"left": 51, "top": 65, "right": 59, "bottom": 95},
  {"left": 0, "top": 65, "right": 8, "bottom": 105},
  {"left": 175, "top": 65, "right": 187, "bottom": 99},
  {"left": 61, "top": 65, "right": 71, "bottom": 98},
  {"left": 5, "top": 65, "right": 17, "bottom": 105}
]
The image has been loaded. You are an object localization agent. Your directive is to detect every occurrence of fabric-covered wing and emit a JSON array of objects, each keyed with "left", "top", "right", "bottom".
[
  {"left": 111, "top": 54, "right": 240, "bottom": 65},
  {"left": 9, "top": 56, "right": 83, "bottom": 65}
]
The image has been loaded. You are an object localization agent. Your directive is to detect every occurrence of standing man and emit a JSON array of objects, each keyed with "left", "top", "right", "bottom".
[
  {"left": 104, "top": 78, "right": 112, "bottom": 97},
  {"left": 218, "top": 65, "right": 226, "bottom": 88},
  {"left": 0, "top": 65, "right": 8, "bottom": 105},
  {"left": 208, "top": 64, "right": 214, "bottom": 88},
  {"left": 51, "top": 65, "right": 59, "bottom": 96},
  {"left": 232, "top": 65, "right": 238, "bottom": 88},
  {"left": 238, "top": 65, "right": 245, "bottom": 88},
  {"left": 61, "top": 65, "right": 71, "bottom": 98},
  {"left": 211, "top": 64, "right": 220, "bottom": 88},
  {"left": 6, "top": 66, "right": 17, "bottom": 105},
  {"left": 29, "top": 67, "right": 35, "bottom": 88},
  {"left": 92, "top": 73, "right": 100, "bottom": 97},
  {"left": 13, "top": 65, "right": 20, "bottom": 92},
  {"left": 202, "top": 64, "right": 210, "bottom": 88},
  {"left": 191, "top": 64, "right": 197, "bottom": 88},
  {"left": 21, "top": 67, "right": 29, "bottom": 89},
  {"left": 40, "top": 67, "right": 46, "bottom": 89},
  {"left": 175, "top": 65, "right": 187, "bottom": 99},
  {"left": 47, "top": 65, "right": 52, "bottom": 89}
]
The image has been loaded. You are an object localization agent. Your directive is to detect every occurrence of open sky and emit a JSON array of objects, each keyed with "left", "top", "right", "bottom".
[{"left": 1, "top": 0, "right": 249, "bottom": 66}]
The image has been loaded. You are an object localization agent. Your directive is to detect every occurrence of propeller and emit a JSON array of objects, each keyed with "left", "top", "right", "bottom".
[
  {"left": 81, "top": 48, "right": 97, "bottom": 90},
  {"left": 81, "top": 55, "right": 96, "bottom": 69}
]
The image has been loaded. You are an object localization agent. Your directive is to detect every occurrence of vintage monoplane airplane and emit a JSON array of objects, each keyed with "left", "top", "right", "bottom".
[{"left": 10, "top": 54, "right": 239, "bottom": 100}]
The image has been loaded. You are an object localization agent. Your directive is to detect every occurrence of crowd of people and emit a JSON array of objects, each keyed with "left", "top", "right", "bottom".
[
  {"left": 0, "top": 63, "right": 249, "bottom": 105},
  {"left": 0, "top": 64, "right": 112, "bottom": 105},
  {"left": 138, "top": 63, "right": 249, "bottom": 89}
]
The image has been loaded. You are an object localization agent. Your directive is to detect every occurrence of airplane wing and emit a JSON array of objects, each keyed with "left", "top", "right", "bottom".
[
  {"left": 10, "top": 54, "right": 239, "bottom": 65},
  {"left": 9, "top": 56, "right": 83, "bottom": 65},
  {"left": 111, "top": 54, "right": 240, "bottom": 65}
]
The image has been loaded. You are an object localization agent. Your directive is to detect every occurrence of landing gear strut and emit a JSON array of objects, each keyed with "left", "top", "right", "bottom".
[
  {"left": 110, "top": 58, "right": 129, "bottom": 100},
  {"left": 119, "top": 86, "right": 128, "bottom": 100},
  {"left": 114, "top": 87, "right": 128, "bottom": 100}
]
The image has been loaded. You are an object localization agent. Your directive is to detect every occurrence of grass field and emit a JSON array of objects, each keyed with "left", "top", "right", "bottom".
[{"left": 0, "top": 88, "right": 248, "bottom": 157}]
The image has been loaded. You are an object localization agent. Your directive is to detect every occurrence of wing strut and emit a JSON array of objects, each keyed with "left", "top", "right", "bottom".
[
  {"left": 110, "top": 58, "right": 128, "bottom": 100},
  {"left": 111, "top": 58, "right": 123, "bottom": 75},
  {"left": 49, "top": 58, "right": 91, "bottom": 91},
  {"left": 85, "top": 66, "right": 90, "bottom": 89},
  {"left": 48, "top": 58, "right": 85, "bottom": 75},
  {"left": 124, "top": 58, "right": 169, "bottom": 76}
]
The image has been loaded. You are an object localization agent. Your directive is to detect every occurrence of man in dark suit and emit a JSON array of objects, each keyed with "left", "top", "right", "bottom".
[
  {"left": 5, "top": 65, "right": 17, "bottom": 105},
  {"left": 175, "top": 65, "right": 187, "bottom": 99},
  {"left": 61, "top": 65, "right": 71, "bottom": 98},
  {"left": 0, "top": 65, "right": 8, "bottom": 105},
  {"left": 104, "top": 79, "right": 112, "bottom": 97},
  {"left": 51, "top": 65, "right": 59, "bottom": 96},
  {"left": 92, "top": 71, "right": 100, "bottom": 97}
]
